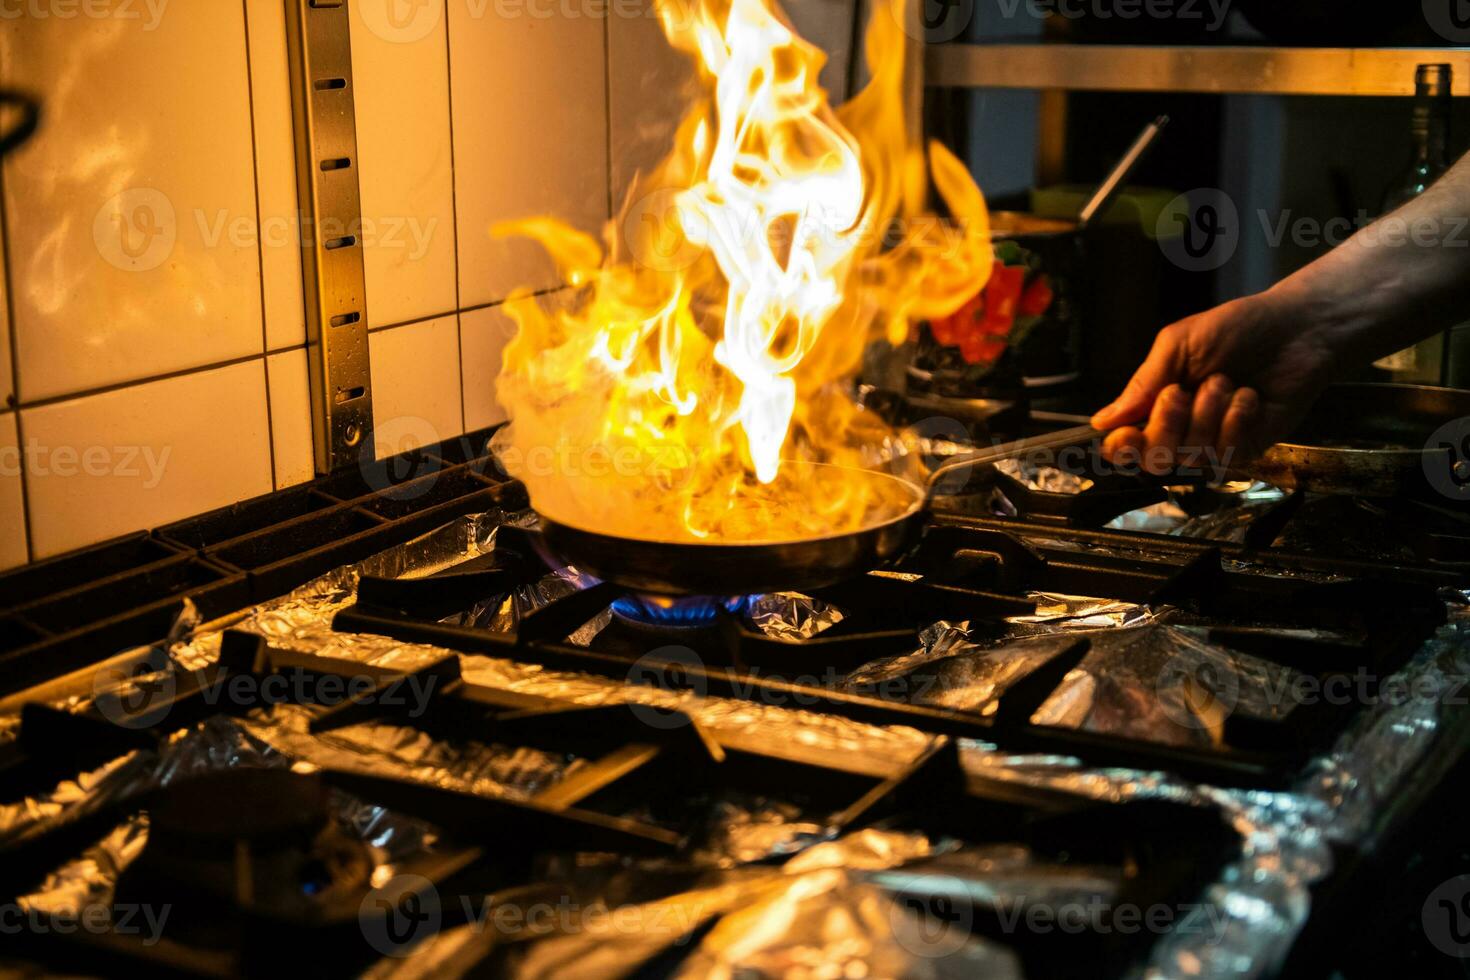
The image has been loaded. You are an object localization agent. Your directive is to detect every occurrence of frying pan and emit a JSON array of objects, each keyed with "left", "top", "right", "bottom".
[
  {"left": 536, "top": 428, "right": 1093, "bottom": 596},
  {"left": 536, "top": 383, "right": 1470, "bottom": 596},
  {"left": 1246, "top": 383, "right": 1470, "bottom": 497}
]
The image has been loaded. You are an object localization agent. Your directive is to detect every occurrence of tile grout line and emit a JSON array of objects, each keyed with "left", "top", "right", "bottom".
[
  {"left": 6, "top": 279, "right": 561, "bottom": 417},
  {"left": 443, "top": 1, "right": 467, "bottom": 437},
  {"left": 14, "top": 350, "right": 307, "bottom": 413},
  {"left": 0, "top": 124, "right": 35, "bottom": 564},
  {"left": 602, "top": 6, "right": 614, "bottom": 224},
  {"left": 242, "top": 0, "right": 279, "bottom": 491}
]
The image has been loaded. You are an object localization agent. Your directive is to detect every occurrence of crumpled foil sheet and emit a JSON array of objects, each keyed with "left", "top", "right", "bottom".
[
  {"left": 744, "top": 591, "right": 845, "bottom": 640},
  {"left": 847, "top": 613, "right": 1300, "bottom": 748},
  {"left": 994, "top": 457, "right": 1094, "bottom": 494},
  {"left": 4, "top": 509, "right": 1469, "bottom": 980}
]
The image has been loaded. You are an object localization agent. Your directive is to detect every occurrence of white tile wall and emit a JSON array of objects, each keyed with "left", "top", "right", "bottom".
[
  {"left": 349, "top": 0, "right": 459, "bottom": 329},
  {"left": 369, "top": 315, "right": 463, "bottom": 459},
  {"left": 606, "top": 0, "right": 696, "bottom": 210},
  {"left": 448, "top": 0, "right": 609, "bottom": 307},
  {"left": 0, "top": 5, "right": 265, "bottom": 401},
  {"left": 247, "top": 0, "right": 308, "bottom": 353},
  {"left": 0, "top": 216, "right": 10, "bottom": 409},
  {"left": 462, "top": 294, "right": 528, "bottom": 432},
  {"left": 0, "top": 0, "right": 858, "bottom": 566},
  {"left": 0, "top": 413, "right": 24, "bottom": 570},
  {"left": 266, "top": 348, "right": 315, "bottom": 489},
  {"left": 21, "top": 361, "right": 273, "bottom": 559}
]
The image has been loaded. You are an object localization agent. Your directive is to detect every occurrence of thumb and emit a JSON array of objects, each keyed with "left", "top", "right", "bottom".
[{"left": 1091, "top": 326, "right": 1185, "bottom": 429}]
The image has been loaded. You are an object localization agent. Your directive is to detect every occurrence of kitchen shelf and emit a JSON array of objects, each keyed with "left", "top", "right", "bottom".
[{"left": 926, "top": 44, "right": 1470, "bottom": 96}]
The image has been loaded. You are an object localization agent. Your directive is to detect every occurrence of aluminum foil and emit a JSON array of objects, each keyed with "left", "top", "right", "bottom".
[
  {"left": 744, "top": 591, "right": 845, "bottom": 640},
  {"left": 993, "top": 457, "right": 1094, "bottom": 494},
  {"left": 4, "top": 509, "right": 1469, "bottom": 980}
]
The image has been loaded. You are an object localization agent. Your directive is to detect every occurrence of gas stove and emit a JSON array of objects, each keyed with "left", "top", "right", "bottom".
[{"left": 2, "top": 421, "right": 1469, "bottom": 978}]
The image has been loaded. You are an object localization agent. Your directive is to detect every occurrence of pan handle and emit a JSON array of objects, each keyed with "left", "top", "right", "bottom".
[{"left": 923, "top": 424, "right": 1101, "bottom": 504}]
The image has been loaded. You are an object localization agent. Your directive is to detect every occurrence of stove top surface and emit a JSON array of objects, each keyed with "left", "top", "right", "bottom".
[{"left": 2, "top": 421, "right": 1469, "bottom": 979}]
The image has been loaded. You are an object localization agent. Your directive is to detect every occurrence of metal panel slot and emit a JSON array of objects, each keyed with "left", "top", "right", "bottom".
[{"left": 285, "top": 0, "right": 374, "bottom": 472}]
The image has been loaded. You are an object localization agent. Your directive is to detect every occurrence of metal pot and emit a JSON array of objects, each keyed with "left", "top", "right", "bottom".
[{"left": 907, "top": 212, "right": 1083, "bottom": 402}]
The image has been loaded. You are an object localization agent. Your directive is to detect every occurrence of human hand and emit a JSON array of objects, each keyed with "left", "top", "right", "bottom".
[{"left": 1090, "top": 293, "right": 1337, "bottom": 475}]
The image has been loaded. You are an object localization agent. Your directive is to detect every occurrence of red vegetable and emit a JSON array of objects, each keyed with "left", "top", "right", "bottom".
[
  {"left": 1019, "top": 274, "right": 1054, "bottom": 318},
  {"left": 982, "top": 263, "right": 1025, "bottom": 332}
]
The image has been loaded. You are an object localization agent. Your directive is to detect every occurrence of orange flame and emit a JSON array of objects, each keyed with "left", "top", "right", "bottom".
[{"left": 492, "top": 0, "right": 991, "bottom": 543}]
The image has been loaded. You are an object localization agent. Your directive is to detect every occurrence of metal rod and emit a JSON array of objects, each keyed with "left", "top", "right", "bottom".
[{"left": 1078, "top": 116, "right": 1168, "bottom": 229}]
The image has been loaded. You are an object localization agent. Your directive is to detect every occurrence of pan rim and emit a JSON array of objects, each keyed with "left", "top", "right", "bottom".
[{"left": 532, "top": 461, "right": 928, "bottom": 548}]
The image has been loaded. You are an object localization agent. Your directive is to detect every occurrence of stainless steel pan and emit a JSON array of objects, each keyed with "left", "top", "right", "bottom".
[
  {"left": 1247, "top": 383, "right": 1470, "bottom": 497},
  {"left": 537, "top": 427, "right": 1094, "bottom": 596},
  {"left": 537, "top": 383, "right": 1470, "bottom": 595}
]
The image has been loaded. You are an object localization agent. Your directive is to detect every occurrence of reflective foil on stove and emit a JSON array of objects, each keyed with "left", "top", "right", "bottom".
[{"left": 4, "top": 510, "right": 1469, "bottom": 980}]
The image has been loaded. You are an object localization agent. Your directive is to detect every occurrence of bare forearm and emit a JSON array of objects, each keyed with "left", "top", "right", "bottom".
[{"left": 1262, "top": 151, "right": 1470, "bottom": 376}]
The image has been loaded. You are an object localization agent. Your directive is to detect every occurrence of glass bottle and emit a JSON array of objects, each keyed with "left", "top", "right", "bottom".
[{"left": 1374, "top": 64, "right": 1455, "bottom": 385}]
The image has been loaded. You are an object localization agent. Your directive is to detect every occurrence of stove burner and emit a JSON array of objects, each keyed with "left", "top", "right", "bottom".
[
  {"left": 610, "top": 593, "right": 749, "bottom": 629},
  {"left": 113, "top": 769, "right": 373, "bottom": 947}
]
